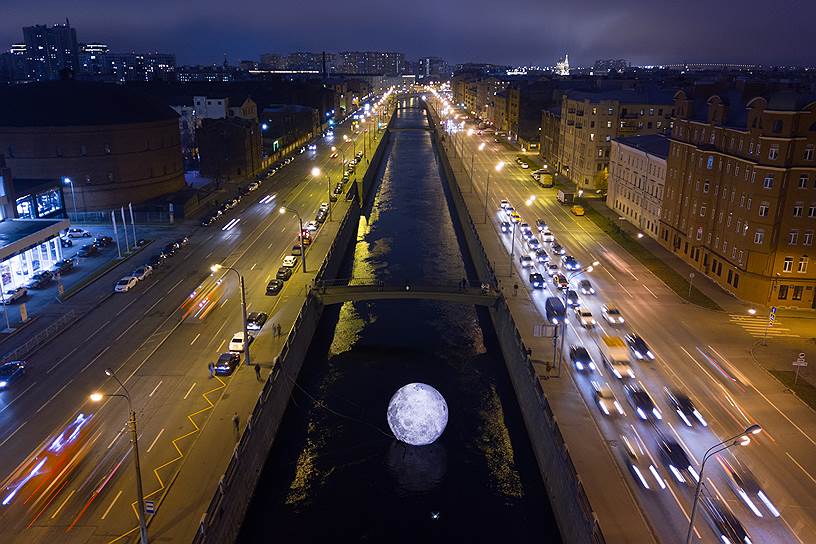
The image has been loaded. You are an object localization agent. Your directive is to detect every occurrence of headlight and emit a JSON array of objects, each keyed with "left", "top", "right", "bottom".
[
  {"left": 637, "top": 407, "right": 647, "bottom": 420},
  {"left": 634, "top": 350, "right": 642, "bottom": 358},
  {"left": 0, "top": 381, "right": 7, "bottom": 388},
  {"left": 653, "top": 408, "right": 662, "bottom": 420}
]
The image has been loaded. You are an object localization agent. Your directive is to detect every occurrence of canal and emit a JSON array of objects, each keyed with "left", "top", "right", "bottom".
[{"left": 239, "top": 100, "right": 560, "bottom": 542}]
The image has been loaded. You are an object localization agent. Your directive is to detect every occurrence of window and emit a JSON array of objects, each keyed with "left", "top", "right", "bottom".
[
  {"left": 798, "top": 256, "right": 809, "bottom": 273},
  {"left": 709, "top": 133, "right": 716, "bottom": 145},
  {"left": 768, "top": 144, "right": 779, "bottom": 160},
  {"left": 763, "top": 174, "right": 774, "bottom": 189},
  {"left": 805, "top": 231, "right": 814, "bottom": 246},
  {"left": 793, "top": 205, "right": 803, "bottom": 217},
  {"left": 799, "top": 174, "right": 808, "bottom": 188},
  {"left": 783, "top": 257, "right": 793, "bottom": 272},
  {"left": 703, "top": 181, "right": 710, "bottom": 193},
  {"left": 590, "top": 133, "right": 595, "bottom": 141},
  {"left": 606, "top": 120, "right": 612, "bottom": 128},
  {"left": 805, "top": 145, "right": 814, "bottom": 161},
  {"left": 747, "top": 197, "right": 752, "bottom": 210},
  {"left": 696, "top": 227, "right": 703, "bottom": 241},
  {"left": 700, "top": 206, "right": 706, "bottom": 217},
  {"left": 809, "top": 205, "right": 816, "bottom": 218},
  {"left": 788, "top": 230, "right": 799, "bottom": 245},
  {"left": 732, "top": 247, "right": 737, "bottom": 259},
  {"left": 754, "top": 230, "right": 765, "bottom": 244},
  {"left": 706, "top": 156, "right": 714, "bottom": 169},
  {"left": 759, "top": 203, "right": 769, "bottom": 217},
  {"left": 104, "top": 144, "right": 111, "bottom": 154},
  {"left": 743, "top": 223, "right": 749, "bottom": 236},
  {"left": 793, "top": 286, "right": 804, "bottom": 300},
  {"left": 772, "top": 120, "right": 783, "bottom": 133},
  {"left": 778, "top": 285, "right": 789, "bottom": 300}
]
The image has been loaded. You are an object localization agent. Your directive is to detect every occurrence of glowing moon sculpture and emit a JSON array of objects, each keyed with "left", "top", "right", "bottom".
[{"left": 387, "top": 383, "right": 448, "bottom": 446}]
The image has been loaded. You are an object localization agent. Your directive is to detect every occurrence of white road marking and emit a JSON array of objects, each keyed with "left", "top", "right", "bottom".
[
  {"left": 100, "top": 490, "right": 122, "bottom": 520},
  {"left": 115, "top": 319, "right": 140, "bottom": 341},
  {"left": 51, "top": 488, "right": 76, "bottom": 519},
  {"left": 220, "top": 297, "right": 230, "bottom": 308},
  {"left": 143, "top": 296, "right": 163, "bottom": 316},
  {"left": 81, "top": 346, "right": 110, "bottom": 373},
  {"left": 36, "top": 379, "right": 72, "bottom": 414},
  {"left": 785, "top": 451, "right": 816, "bottom": 486},
  {"left": 183, "top": 382, "right": 196, "bottom": 399},
  {"left": 0, "top": 421, "right": 26, "bottom": 448},
  {"left": 190, "top": 333, "right": 201, "bottom": 345},
  {"left": 217, "top": 339, "right": 225, "bottom": 352},
  {"left": 148, "top": 380, "right": 163, "bottom": 398},
  {"left": 643, "top": 284, "right": 659, "bottom": 299},
  {"left": 107, "top": 426, "right": 125, "bottom": 449},
  {"left": 0, "top": 382, "right": 36, "bottom": 414},
  {"left": 250, "top": 263, "right": 257, "bottom": 270},
  {"left": 146, "top": 428, "right": 165, "bottom": 453},
  {"left": 166, "top": 278, "right": 184, "bottom": 296}
]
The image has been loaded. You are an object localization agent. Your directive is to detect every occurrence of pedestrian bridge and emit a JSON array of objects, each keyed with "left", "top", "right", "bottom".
[{"left": 311, "top": 281, "right": 501, "bottom": 307}]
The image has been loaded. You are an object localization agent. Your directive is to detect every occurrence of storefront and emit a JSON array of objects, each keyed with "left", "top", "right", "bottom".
[{"left": 0, "top": 218, "right": 69, "bottom": 292}]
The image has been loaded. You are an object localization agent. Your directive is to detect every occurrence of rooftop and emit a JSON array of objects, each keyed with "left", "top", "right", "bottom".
[
  {"left": 564, "top": 87, "right": 675, "bottom": 105},
  {"left": 0, "top": 218, "right": 69, "bottom": 261},
  {"left": 613, "top": 134, "right": 670, "bottom": 159}
]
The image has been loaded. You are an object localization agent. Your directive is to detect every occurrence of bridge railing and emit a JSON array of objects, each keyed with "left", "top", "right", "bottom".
[{"left": 313, "top": 279, "right": 500, "bottom": 295}]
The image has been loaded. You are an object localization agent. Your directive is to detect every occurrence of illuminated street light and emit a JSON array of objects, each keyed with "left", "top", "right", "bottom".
[
  {"left": 279, "top": 206, "right": 307, "bottom": 271},
  {"left": 210, "top": 263, "right": 251, "bottom": 367},
  {"left": 482, "top": 161, "right": 505, "bottom": 223},
  {"left": 747, "top": 307, "right": 757, "bottom": 315},
  {"left": 63, "top": 176, "right": 78, "bottom": 218},
  {"left": 90, "top": 368, "right": 149, "bottom": 544},
  {"left": 311, "top": 167, "right": 333, "bottom": 221},
  {"left": 685, "top": 424, "right": 762, "bottom": 544}
]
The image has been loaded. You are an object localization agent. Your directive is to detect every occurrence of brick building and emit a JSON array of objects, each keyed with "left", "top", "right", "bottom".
[{"left": 197, "top": 117, "right": 262, "bottom": 181}]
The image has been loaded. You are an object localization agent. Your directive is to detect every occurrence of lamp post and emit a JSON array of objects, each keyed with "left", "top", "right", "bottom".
[
  {"left": 685, "top": 424, "right": 762, "bottom": 544},
  {"left": 470, "top": 142, "right": 485, "bottom": 191},
  {"left": 279, "top": 207, "right": 306, "bottom": 273},
  {"left": 63, "top": 177, "right": 77, "bottom": 220},
  {"left": 557, "top": 261, "right": 599, "bottom": 373},
  {"left": 210, "top": 264, "right": 251, "bottom": 367},
  {"left": 482, "top": 161, "right": 505, "bottom": 224},
  {"left": 311, "top": 167, "right": 333, "bottom": 221},
  {"left": 90, "top": 368, "right": 149, "bottom": 544}
]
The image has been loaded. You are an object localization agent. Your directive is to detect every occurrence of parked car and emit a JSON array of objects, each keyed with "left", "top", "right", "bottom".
[
  {"left": 0, "top": 361, "right": 26, "bottom": 389},
  {"left": 59, "top": 236, "right": 73, "bottom": 247},
  {"left": 214, "top": 352, "right": 241, "bottom": 376},
  {"left": 132, "top": 265, "right": 153, "bottom": 281},
  {"left": 77, "top": 244, "right": 99, "bottom": 257},
  {"left": 147, "top": 254, "right": 165, "bottom": 269},
  {"left": 276, "top": 267, "right": 293, "bottom": 281},
  {"left": 114, "top": 276, "right": 138, "bottom": 293},
  {"left": 500, "top": 221, "right": 512, "bottom": 233},
  {"left": 282, "top": 255, "right": 298, "bottom": 268},
  {"left": 266, "top": 279, "right": 284, "bottom": 295},
  {"left": 228, "top": 331, "right": 254, "bottom": 352},
  {"left": 93, "top": 235, "right": 113, "bottom": 247},
  {"left": 291, "top": 245, "right": 303, "bottom": 256},
  {"left": 52, "top": 258, "right": 75, "bottom": 274},
  {"left": 65, "top": 227, "right": 92, "bottom": 238},
  {"left": 2, "top": 287, "right": 27, "bottom": 304},
  {"left": 535, "top": 219, "right": 548, "bottom": 232},
  {"left": 26, "top": 271, "right": 53, "bottom": 289},
  {"left": 247, "top": 312, "right": 268, "bottom": 331}
]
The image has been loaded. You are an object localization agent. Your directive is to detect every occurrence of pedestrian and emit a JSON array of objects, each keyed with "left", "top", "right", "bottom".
[
  {"left": 513, "top": 283, "right": 519, "bottom": 297},
  {"left": 276, "top": 323, "right": 282, "bottom": 337},
  {"left": 208, "top": 362, "right": 214, "bottom": 378},
  {"left": 272, "top": 323, "right": 278, "bottom": 337},
  {"left": 255, "top": 363, "right": 261, "bottom": 382},
  {"left": 232, "top": 412, "right": 240, "bottom": 440}
]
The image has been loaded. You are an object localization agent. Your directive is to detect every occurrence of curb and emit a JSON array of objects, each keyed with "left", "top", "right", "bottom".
[{"left": 61, "top": 241, "right": 152, "bottom": 301}]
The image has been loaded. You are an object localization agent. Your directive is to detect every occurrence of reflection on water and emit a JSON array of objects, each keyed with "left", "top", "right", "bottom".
[{"left": 240, "top": 106, "right": 559, "bottom": 543}]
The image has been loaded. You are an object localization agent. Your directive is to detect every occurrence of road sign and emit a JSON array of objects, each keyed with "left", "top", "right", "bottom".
[
  {"left": 771, "top": 306, "right": 777, "bottom": 314},
  {"left": 793, "top": 353, "right": 808, "bottom": 367},
  {"left": 144, "top": 500, "right": 156, "bottom": 515}
]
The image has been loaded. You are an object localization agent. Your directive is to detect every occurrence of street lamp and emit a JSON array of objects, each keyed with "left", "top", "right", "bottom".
[
  {"left": 279, "top": 207, "right": 307, "bottom": 273},
  {"left": 685, "top": 424, "right": 762, "bottom": 544},
  {"left": 63, "top": 177, "right": 77, "bottom": 219},
  {"left": 469, "top": 141, "right": 485, "bottom": 188},
  {"left": 90, "top": 368, "right": 149, "bottom": 544},
  {"left": 482, "top": 161, "right": 505, "bottom": 223},
  {"left": 210, "top": 264, "right": 251, "bottom": 367},
  {"left": 311, "top": 167, "right": 333, "bottom": 221}
]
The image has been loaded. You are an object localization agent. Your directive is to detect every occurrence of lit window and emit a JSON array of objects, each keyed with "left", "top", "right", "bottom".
[
  {"left": 706, "top": 156, "right": 714, "bottom": 169},
  {"left": 783, "top": 257, "right": 793, "bottom": 272}
]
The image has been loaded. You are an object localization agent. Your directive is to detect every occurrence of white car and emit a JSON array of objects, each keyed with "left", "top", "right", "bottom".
[
  {"left": 229, "top": 331, "right": 254, "bottom": 352},
  {"left": 592, "top": 381, "right": 625, "bottom": 417},
  {"left": 319, "top": 202, "right": 329, "bottom": 212},
  {"left": 540, "top": 230, "right": 554, "bottom": 242},
  {"left": 574, "top": 306, "right": 596, "bottom": 328},
  {"left": 247, "top": 182, "right": 259, "bottom": 191},
  {"left": 66, "top": 227, "right": 92, "bottom": 238},
  {"left": 545, "top": 263, "right": 559, "bottom": 276},
  {"left": 114, "top": 276, "right": 138, "bottom": 293},
  {"left": 307, "top": 144, "right": 317, "bottom": 150},
  {"left": 2, "top": 287, "right": 27, "bottom": 304},
  {"left": 601, "top": 304, "right": 625, "bottom": 325},
  {"left": 519, "top": 254, "right": 534, "bottom": 268},
  {"left": 305, "top": 221, "right": 319, "bottom": 232},
  {"left": 520, "top": 163, "right": 529, "bottom": 169},
  {"left": 504, "top": 206, "right": 516, "bottom": 217},
  {"left": 132, "top": 265, "right": 153, "bottom": 281},
  {"left": 500, "top": 199, "right": 510, "bottom": 210},
  {"left": 282, "top": 255, "right": 298, "bottom": 268},
  {"left": 526, "top": 237, "right": 541, "bottom": 251}
]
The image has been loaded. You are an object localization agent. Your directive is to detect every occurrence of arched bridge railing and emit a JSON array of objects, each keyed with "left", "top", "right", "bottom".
[{"left": 311, "top": 279, "right": 501, "bottom": 307}]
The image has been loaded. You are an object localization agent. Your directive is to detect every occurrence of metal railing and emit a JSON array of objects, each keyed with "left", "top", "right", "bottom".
[{"left": 1, "top": 310, "right": 77, "bottom": 364}]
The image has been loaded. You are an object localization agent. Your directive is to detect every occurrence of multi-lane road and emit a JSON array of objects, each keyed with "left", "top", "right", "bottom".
[
  {"left": 432, "top": 89, "right": 816, "bottom": 544},
  {"left": 0, "top": 99, "right": 390, "bottom": 543}
]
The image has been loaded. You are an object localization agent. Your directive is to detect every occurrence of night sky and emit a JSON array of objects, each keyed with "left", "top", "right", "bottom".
[{"left": 2, "top": 0, "right": 813, "bottom": 67}]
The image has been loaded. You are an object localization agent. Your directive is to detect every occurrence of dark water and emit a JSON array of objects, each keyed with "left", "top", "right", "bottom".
[{"left": 239, "top": 102, "right": 560, "bottom": 543}]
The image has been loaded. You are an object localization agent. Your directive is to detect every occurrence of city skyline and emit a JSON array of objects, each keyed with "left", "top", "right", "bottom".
[{"left": 2, "top": 0, "right": 815, "bottom": 67}]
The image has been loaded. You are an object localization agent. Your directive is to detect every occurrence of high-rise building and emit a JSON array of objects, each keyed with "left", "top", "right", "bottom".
[
  {"left": 592, "top": 59, "right": 629, "bottom": 74},
  {"left": 337, "top": 51, "right": 405, "bottom": 76},
  {"left": 78, "top": 44, "right": 176, "bottom": 82},
  {"left": 21, "top": 20, "right": 79, "bottom": 80},
  {"left": 659, "top": 88, "right": 816, "bottom": 308},
  {"left": 416, "top": 56, "right": 448, "bottom": 78}
]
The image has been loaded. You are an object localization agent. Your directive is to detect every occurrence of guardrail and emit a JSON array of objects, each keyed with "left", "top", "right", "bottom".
[{"left": 1, "top": 310, "right": 77, "bottom": 364}]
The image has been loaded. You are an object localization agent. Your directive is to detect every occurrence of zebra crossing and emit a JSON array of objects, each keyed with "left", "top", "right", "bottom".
[{"left": 728, "top": 314, "right": 800, "bottom": 338}]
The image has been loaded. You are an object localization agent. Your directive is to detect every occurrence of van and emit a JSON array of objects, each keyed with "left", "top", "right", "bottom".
[{"left": 545, "top": 297, "right": 566, "bottom": 325}]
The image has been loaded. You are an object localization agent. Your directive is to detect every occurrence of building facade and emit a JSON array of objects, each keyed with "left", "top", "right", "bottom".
[
  {"left": 540, "top": 106, "right": 561, "bottom": 166},
  {"left": 197, "top": 118, "right": 262, "bottom": 181},
  {"left": 558, "top": 89, "right": 674, "bottom": 190},
  {"left": 659, "top": 89, "right": 816, "bottom": 308},
  {"left": 20, "top": 21, "right": 79, "bottom": 81},
  {"left": 608, "top": 135, "right": 669, "bottom": 239},
  {"left": 78, "top": 44, "right": 176, "bottom": 82},
  {"left": 337, "top": 51, "right": 404, "bottom": 76}
]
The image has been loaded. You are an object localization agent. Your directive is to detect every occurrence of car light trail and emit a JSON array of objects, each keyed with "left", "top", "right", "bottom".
[
  {"left": 222, "top": 218, "right": 240, "bottom": 231},
  {"left": 2, "top": 458, "right": 46, "bottom": 505}
]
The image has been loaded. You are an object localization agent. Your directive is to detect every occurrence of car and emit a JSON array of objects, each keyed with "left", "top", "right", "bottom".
[
  {"left": 718, "top": 457, "right": 780, "bottom": 518},
  {"left": 570, "top": 346, "right": 595, "bottom": 372},
  {"left": 526, "top": 237, "right": 541, "bottom": 251},
  {"left": 2, "top": 287, "right": 27, "bottom": 304},
  {"left": 330, "top": 152, "right": 338, "bottom": 159},
  {"left": 291, "top": 245, "right": 303, "bottom": 256},
  {"left": 93, "top": 235, "right": 113, "bottom": 247},
  {"left": 319, "top": 202, "right": 329, "bottom": 212},
  {"left": 528, "top": 272, "right": 545, "bottom": 289},
  {"left": 655, "top": 431, "right": 699, "bottom": 485},
  {"left": 500, "top": 221, "right": 512, "bottom": 233},
  {"left": 570, "top": 205, "right": 585, "bottom": 216},
  {"left": 504, "top": 206, "right": 516, "bottom": 217},
  {"left": 65, "top": 227, "right": 92, "bottom": 238},
  {"left": 535, "top": 249, "right": 550, "bottom": 263},
  {"left": 519, "top": 222, "right": 532, "bottom": 235},
  {"left": 148, "top": 254, "right": 166, "bottom": 269},
  {"left": 565, "top": 289, "right": 580, "bottom": 306},
  {"left": 500, "top": 199, "right": 510, "bottom": 209},
  {"left": 574, "top": 306, "right": 595, "bottom": 328},
  {"left": 540, "top": 230, "right": 554, "bottom": 242},
  {"left": 307, "top": 144, "right": 317, "bottom": 151},
  {"left": 77, "top": 244, "right": 99, "bottom": 257},
  {"left": 520, "top": 162, "right": 529, "bottom": 169},
  {"left": 200, "top": 214, "right": 217, "bottom": 227},
  {"left": 114, "top": 276, "right": 138, "bottom": 292},
  {"left": 699, "top": 493, "right": 754, "bottom": 544},
  {"left": 333, "top": 183, "right": 344, "bottom": 195},
  {"left": 624, "top": 383, "right": 662, "bottom": 421},
  {"left": 578, "top": 279, "right": 595, "bottom": 295},
  {"left": 301, "top": 234, "right": 313, "bottom": 246},
  {"left": 282, "top": 255, "right": 298, "bottom": 268},
  {"left": 247, "top": 182, "right": 260, "bottom": 192},
  {"left": 161, "top": 243, "right": 177, "bottom": 258},
  {"left": 305, "top": 221, "right": 319, "bottom": 232},
  {"left": 175, "top": 236, "right": 190, "bottom": 248},
  {"left": 59, "top": 236, "right": 73, "bottom": 247},
  {"left": 551, "top": 242, "right": 566, "bottom": 255},
  {"left": 545, "top": 263, "right": 559, "bottom": 276},
  {"left": 247, "top": 312, "right": 269, "bottom": 331},
  {"left": 535, "top": 219, "right": 548, "bottom": 232},
  {"left": 561, "top": 255, "right": 580, "bottom": 271},
  {"left": 132, "top": 265, "right": 153, "bottom": 281},
  {"left": 515, "top": 157, "right": 523, "bottom": 165},
  {"left": 0, "top": 361, "right": 26, "bottom": 389},
  {"left": 552, "top": 273, "right": 568, "bottom": 290},
  {"left": 519, "top": 254, "right": 534, "bottom": 268},
  {"left": 510, "top": 212, "right": 521, "bottom": 223},
  {"left": 601, "top": 304, "right": 625, "bottom": 325},
  {"left": 266, "top": 279, "right": 284, "bottom": 295},
  {"left": 625, "top": 334, "right": 655, "bottom": 360},
  {"left": 228, "top": 331, "right": 254, "bottom": 352},
  {"left": 619, "top": 432, "right": 665, "bottom": 491},
  {"left": 664, "top": 387, "right": 707, "bottom": 427},
  {"left": 591, "top": 381, "right": 625, "bottom": 416},
  {"left": 26, "top": 271, "right": 53, "bottom": 289},
  {"left": 51, "top": 258, "right": 75, "bottom": 275},
  {"left": 603, "top": 354, "right": 635, "bottom": 380},
  {"left": 214, "top": 352, "right": 241, "bottom": 376}
]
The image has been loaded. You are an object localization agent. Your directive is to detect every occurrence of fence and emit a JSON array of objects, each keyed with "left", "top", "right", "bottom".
[{"left": 1, "top": 310, "right": 77, "bottom": 364}]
